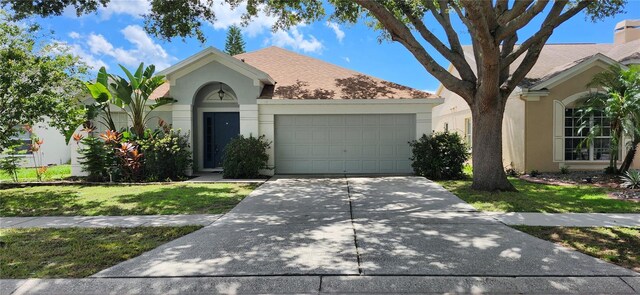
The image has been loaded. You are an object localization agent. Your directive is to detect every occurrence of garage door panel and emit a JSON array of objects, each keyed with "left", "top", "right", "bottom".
[
  {"left": 312, "top": 145, "right": 330, "bottom": 157},
  {"left": 275, "top": 114, "right": 415, "bottom": 174},
  {"left": 312, "top": 129, "right": 329, "bottom": 142},
  {"left": 345, "top": 115, "right": 364, "bottom": 126},
  {"left": 329, "top": 128, "right": 346, "bottom": 141},
  {"left": 328, "top": 115, "right": 346, "bottom": 126}
]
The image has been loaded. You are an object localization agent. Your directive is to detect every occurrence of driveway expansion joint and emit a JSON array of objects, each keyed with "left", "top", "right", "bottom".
[{"left": 345, "top": 175, "right": 364, "bottom": 275}]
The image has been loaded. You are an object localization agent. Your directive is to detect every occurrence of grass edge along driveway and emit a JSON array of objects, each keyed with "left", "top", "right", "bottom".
[
  {"left": 514, "top": 226, "right": 640, "bottom": 272},
  {"left": 0, "top": 183, "right": 256, "bottom": 217},
  {"left": 0, "top": 226, "right": 202, "bottom": 279},
  {"left": 439, "top": 178, "right": 640, "bottom": 213}
]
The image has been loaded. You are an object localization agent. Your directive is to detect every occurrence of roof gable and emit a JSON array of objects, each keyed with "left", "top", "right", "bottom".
[
  {"left": 158, "top": 47, "right": 275, "bottom": 85},
  {"left": 527, "top": 53, "right": 621, "bottom": 90}
]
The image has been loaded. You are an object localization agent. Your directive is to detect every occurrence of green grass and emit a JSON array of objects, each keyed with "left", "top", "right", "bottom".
[
  {"left": 439, "top": 178, "right": 640, "bottom": 213},
  {"left": 515, "top": 226, "right": 640, "bottom": 272},
  {"left": 0, "top": 226, "right": 201, "bottom": 278},
  {"left": 0, "top": 183, "right": 256, "bottom": 216},
  {"left": 0, "top": 164, "right": 71, "bottom": 182}
]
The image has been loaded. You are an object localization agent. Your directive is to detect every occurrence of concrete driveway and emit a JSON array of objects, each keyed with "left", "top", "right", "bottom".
[
  {"left": 95, "top": 176, "right": 636, "bottom": 276},
  {"left": 88, "top": 176, "right": 638, "bottom": 292}
]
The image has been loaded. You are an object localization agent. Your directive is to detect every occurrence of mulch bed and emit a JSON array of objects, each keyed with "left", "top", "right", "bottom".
[{"left": 520, "top": 172, "right": 640, "bottom": 201}]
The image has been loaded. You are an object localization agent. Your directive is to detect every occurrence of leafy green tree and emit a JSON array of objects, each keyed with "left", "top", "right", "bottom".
[
  {"left": 85, "top": 63, "right": 176, "bottom": 137},
  {"left": 224, "top": 25, "right": 246, "bottom": 56},
  {"left": 0, "top": 10, "right": 87, "bottom": 148},
  {"left": 578, "top": 65, "right": 640, "bottom": 174},
  {"left": 7, "top": 0, "right": 627, "bottom": 191}
]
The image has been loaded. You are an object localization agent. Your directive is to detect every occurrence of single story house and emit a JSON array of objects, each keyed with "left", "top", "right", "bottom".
[
  {"left": 70, "top": 46, "right": 442, "bottom": 176},
  {"left": 433, "top": 19, "right": 640, "bottom": 173}
]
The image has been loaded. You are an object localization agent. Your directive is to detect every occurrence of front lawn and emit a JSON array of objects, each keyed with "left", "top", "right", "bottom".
[
  {"left": 0, "top": 226, "right": 201, "bottom": 278},
  {"left": 0, "top": 164, "right": 71, "bottom": 182},
  {"left": 0, "top": 183, "right": 255, "bottom": 216},
  {"left": 515, "top": 226, "right": 640, "bottom": 272},
  {"left": 439, "top": 178, "right": 640, "bottom": 213}
]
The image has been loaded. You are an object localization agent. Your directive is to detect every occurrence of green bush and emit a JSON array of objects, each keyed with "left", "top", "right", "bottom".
[
  {"left": 223, "top": 135, "right": 270, "bottom": 179},
  {"left": 139, "top": 129, "right": 192, "bottom": 181},
  {"left": 78, "top": 136, "right": 112, "bottom": 182},
  {"left": 409, "top": 132, "right": 469, "bottom": 180},
  {"left": 0, "top": 145, "right": 22, "bottom": 182}
]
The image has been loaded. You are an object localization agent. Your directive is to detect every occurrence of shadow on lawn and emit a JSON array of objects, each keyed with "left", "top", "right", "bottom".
[
  {"left": 0, "top": 188, "right": 85, "bottom": 216},
  {"left": 0, "top": 185, "right": 251, "bottom": 217},
  {"left": 108, "top": 185, "right": 246, "bottom": 215},
  {"left": 443, "top": 178, "right": 640, "bottom": 213}
]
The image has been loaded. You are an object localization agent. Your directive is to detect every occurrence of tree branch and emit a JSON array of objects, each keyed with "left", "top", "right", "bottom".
[
  {"left": 402, "top": 1, "right": 475, "bottom": 84},
  {"left": 502, "top": 1, "right": 589, "bottom": 69},
  {"left": 496, "top": 0, "right": 549, "bottom": 40},
  {"left": 497, "top": 0, "right": 533, "bottom": 25},
  {"left": 353, "top": 0, "right": 474, "bottom": 100}
]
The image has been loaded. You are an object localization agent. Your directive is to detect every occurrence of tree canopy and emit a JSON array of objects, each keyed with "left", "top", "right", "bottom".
[
  {"left": 0, "top": 10, "right": 88, "bottom": 149},
  {"left": 4, "top": 0, "right": 627, "bottom": 191},
  {"left": 224, "top": 25, "right": 246, "bottom": 56}
]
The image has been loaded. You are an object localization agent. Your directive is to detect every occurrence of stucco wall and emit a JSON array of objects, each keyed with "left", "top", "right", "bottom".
[
  {"left": 524, "top": 64, "right": 613, "bottom": 172},
  {"left": 432, "top": 85, "right": 526, "bottom": 172}
]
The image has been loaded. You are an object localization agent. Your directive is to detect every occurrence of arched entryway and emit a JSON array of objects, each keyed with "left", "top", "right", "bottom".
[{"left": 193, "top": 82, "right": 240, "bottom": 170}]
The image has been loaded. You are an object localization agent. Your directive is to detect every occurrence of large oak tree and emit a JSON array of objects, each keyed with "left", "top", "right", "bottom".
[{"left": 5, "top": 0, "right": 627, "bottom": 191}]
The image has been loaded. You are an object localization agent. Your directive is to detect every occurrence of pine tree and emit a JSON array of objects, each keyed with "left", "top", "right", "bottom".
[{"left": 224, "top": 25, "right": 245, "bottom": 56}]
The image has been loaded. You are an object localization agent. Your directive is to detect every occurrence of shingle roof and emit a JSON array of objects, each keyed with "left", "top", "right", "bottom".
[
  {"left": 235, "top": 46, "right": 435, "bottom": 99},
  {"left": 461, "top": 40, "right": 639, "bottom": 88}
]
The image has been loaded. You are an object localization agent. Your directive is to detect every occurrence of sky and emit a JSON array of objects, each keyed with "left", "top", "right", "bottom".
[{"left": 29, "top": 0, "right": 640, "bottom": 93}]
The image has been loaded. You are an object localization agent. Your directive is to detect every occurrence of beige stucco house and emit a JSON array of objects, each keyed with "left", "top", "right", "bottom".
[
  {"left": 70, "top": 46, "right": 442, "bottom": 176},
  {"left": 433, "top": 20, "right": 640, "bottom": 173}
]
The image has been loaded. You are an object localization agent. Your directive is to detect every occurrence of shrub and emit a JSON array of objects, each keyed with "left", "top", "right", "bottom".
[
  {"left": 139, "top": 129, "right": 192, "bottom": 181},
  {"left": 621, "top": 170, "right": 640, "bottom": 189},
  {"left": 0, "top": 146, "right": 22, "bottom": 182},
  {"left": 409, "top": 132, "right": 469, "bottom": 180},
  {"left": 529, "top": 170, "right": 540, "bottom": 177},
  {"left": 223, "top": 135, "right": 270, "bottom": 179},
  {"left": 560, "top": 165, "right": 570, "bottom": 174},
  {"left": 78, "top": 136, "right": 111, "bottom": 182}
]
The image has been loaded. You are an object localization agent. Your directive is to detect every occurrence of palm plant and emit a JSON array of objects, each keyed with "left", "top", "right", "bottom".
[
  {"left": 577, "top": 65, "right": 640, "bottom": 174},
  {"left": 111, "top": 63, "right": 175, "bottom": 137},
  {"left": 85, "top": 63, "right": 175, "bottom": 137}
]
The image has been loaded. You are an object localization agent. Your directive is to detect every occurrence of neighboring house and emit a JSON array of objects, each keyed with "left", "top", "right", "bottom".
[
  {"left": 1, "top": 120, "right": 71, "bottom": 168},
  {"left": 433, "top": 19, "right": 640, "bottom": 173},
  {"left": 70, "top": 46, "right": 441, "bottom": 176}
]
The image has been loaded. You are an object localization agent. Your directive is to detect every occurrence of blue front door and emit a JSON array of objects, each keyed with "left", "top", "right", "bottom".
[{"left": 203, "top": 112, "right": 240, "bottom": 168}]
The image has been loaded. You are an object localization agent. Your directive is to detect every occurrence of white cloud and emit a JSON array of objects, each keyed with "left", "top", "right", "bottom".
[
  {"left": 267, "top": 27, "right": 323, "bottom": 54},
  {"left": 325, "top": 21, "right": 345, "bottom": 43},
  {"left": 208, "top": 1, "right": 277, "bottom": 37},
  {"left": 342, "top": 56, "right": 350, "bottom": 63},
  {"left": 54, "top": 41, "right": 109, "bottom": 70},
  {"left": 68, "top": 31, "right": 80, "bottom": 39},
  {"left": 67, "top": 25, "right": 176, "bottom": 72},
  {"left": 87, "top": 34, "right": 115, "bottom": 55},
  {"left": 98, "top": 0, "right": 151, "bottom": 20}
]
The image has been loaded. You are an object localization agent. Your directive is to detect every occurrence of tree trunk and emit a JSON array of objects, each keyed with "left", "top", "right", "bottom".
[
  {"left": 620, "top": 140, "right": 639, "bottom": 173},
  {"left": 470, "top": 96, "right": 516, "bottom": 192}
]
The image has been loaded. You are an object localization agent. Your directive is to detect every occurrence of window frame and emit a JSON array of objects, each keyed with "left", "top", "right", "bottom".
[{"left": 563, "top": 108, "right": 613, "bottom": 162}]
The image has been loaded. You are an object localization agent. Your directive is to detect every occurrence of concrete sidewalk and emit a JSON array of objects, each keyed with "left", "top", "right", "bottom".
[
  {"left": 3, "top": 276, "right": 639, "bottom": 294},
  {"left": 489, "top": 212, "right": 640, "bottom": 227},
  {"left": 0, "top": 214, "right": 222, "bottom": 228}
]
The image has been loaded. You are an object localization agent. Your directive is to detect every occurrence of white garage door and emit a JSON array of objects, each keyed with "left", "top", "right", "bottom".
[{"left": 275, "top": 114, "right": 415, "bottom": 174}]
